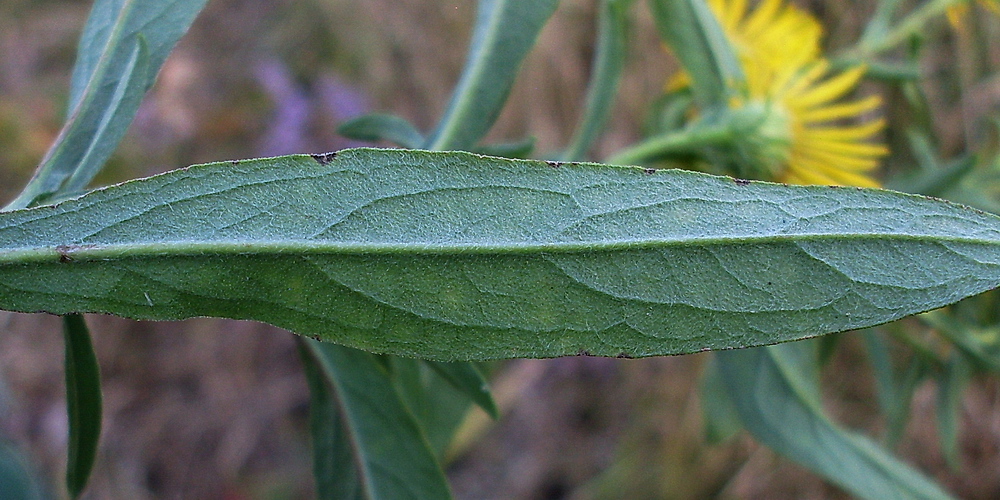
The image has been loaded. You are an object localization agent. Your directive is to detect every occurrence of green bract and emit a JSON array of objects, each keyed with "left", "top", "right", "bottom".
[{"left": 0, "top": 148, "right": 997, "bottom": 361}]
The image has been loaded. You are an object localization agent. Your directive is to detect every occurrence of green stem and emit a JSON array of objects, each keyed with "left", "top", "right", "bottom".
[
  {"left": 605, "top": 121, "right": 731, "bottom": 166},
  {"left": 845, "top": 0, "right": 966, "bottom": 60}
]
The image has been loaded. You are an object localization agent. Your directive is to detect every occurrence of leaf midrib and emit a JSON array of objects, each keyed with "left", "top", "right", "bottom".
[{"left": 1, "top": 231, "right": 994, "bottom": 264}]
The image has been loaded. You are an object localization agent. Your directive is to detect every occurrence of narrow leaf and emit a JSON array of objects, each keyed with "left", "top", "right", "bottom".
[
  {"left": 303, "top": 340, "right": 452, "bottom": 499},
  {"left": 338, "top": 114, "right": 425, "bottom": 149},
  {"left": 298, "top": 339, "right": 363, "bottom": 500},
  {"left": 862, "top": 330, "right": 922, "bottom": 447},
  {"left": 1, "top": 149, "right": 1000, "bottom": 360},
  {"left": 7, "top": 0, "right": 209, "bottom": 209},
  {"left": 935, "top": 355, "right": 968, "bottom": 469},
  {"left": 562, "top": 0, "right": 631, "bottom": 161},
  {"left": 922, "top": 311, "right": 1000, "bottom": 372},
  {"left": 649, "top": 0, "right": 743, "bottom": 107},
  {"left": 717, "top": 343, "right": 953, "bottom": 500},
  {"left": 63, "top": 314, "right": 102, "bottom": 499},
  {"left": 426, "top": 0, "right": 559, "bottom": 150},
  {"left": 857, "top": 0, "right": 905, "bottom": 49}
]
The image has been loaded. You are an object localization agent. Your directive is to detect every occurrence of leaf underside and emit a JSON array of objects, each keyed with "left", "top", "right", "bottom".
[{"left": 0, "top": 148, "right": 998, "bottom": 361}]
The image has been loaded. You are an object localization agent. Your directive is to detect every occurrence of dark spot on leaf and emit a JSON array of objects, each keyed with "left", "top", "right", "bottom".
[
  {"left": 616, "top": 352, "right": 633, "bottom": 359},
  {"left": 643, "top": 168, "right": 656, "bottom": 175},
  {"left": 311, "top": 151, "right": 338, "bottom": 165},
  {"left": 546, "top": 161, "right": 563, "bottom": 169},
  {"left": 56, "top": 245, "right": 74, "bottom": 263},
  {"left": 577, "top": 349, "right": 593, "bottom": 357},
  {"left": 230, "top": 160, "right": 240, "bottom": 166},
  {"left": 734, "top": 178, "right": 750, "bottom": 186}
]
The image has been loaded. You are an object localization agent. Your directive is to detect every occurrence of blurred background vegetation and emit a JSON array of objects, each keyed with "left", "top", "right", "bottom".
[{"left": 0, "top": 0, "right": 998, "bottom": 498}]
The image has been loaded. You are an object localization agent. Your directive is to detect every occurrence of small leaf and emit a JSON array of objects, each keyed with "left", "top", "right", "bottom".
[
  {"left": 63, "top": 314, "right": 102, "bottom": 499},
  {"left": 426, "top": 0, "right": 559, "bottom": 150},
  {"left": 301, "top": 340, "right": 452, "bottom": 500},
  {"left": 2, "top": 149, "right": 1000, "bottom": 360},
  {"left": 717, "top": 343, "right": 953, "bottom": 500},
  {"left": 338, "top": 114, "right": 425, "bottom": 149}
]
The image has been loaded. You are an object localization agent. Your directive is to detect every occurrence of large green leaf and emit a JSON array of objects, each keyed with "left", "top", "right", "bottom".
[
  {"left": 0, "top": 148, "right": 1000, "bottom": 360},
  {"left": 716, "top": 343, "right": 953, "bottom": 500},
  {"left": 301, "top": 340, "right": 452, "bottom": 500},
  {"left": 425, "top": 0, "right": 559, "bottom": 150},
  {"left": 7, "top": 0, "right": 208, "bottom": 209}
]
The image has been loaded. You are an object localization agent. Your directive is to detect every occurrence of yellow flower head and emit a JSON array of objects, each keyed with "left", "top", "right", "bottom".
[
  {"left": 734, "top": 59, "right": 887, "bottom": 187},
  {"left": 704, "top": 0, "right": 888, "bottom": 187}
]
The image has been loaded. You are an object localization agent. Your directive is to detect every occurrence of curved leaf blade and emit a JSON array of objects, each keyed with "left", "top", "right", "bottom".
[
  {"left": 68, "top": 0, "right": 206, "bottom": 110},
  {"left": 388, "top": 359, "right": 476, "bottom": 458},
  {"left": 0, "top": 149, "right": 999, "bottom": 360},
  {"left": 716, "top": 343, "right": 953, "bottom": 500},
  {"left": 62, "top": 315, "right": 102, "bottom": 499},
  {"left": 7, "top": 0, "right": 208, "bottom": 209},
  {"left": 649, "top": 0, "right": 743, "bottom": 107}
]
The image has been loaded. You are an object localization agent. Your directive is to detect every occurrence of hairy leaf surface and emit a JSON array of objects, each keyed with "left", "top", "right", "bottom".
[{"left": 0, "top": 148, "right": 999, "bottom": 360}]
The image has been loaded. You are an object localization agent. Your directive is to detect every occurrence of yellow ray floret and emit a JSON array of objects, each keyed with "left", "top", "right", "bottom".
[
  {"left": 743, "top": 59, "right": 886, "bottom": 187},
  {"left": 704, "top": 0, "right": 888, "bottom": 187}
]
